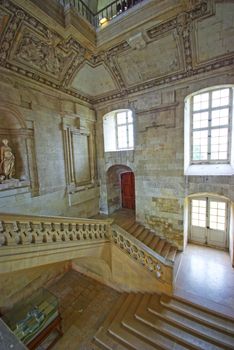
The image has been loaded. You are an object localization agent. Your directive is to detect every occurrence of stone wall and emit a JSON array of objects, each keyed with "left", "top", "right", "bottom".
[
  {"left": 96, "top": 72, "right": 234, "bottom": 250},
  {"left": 0, "top": 73, "right": 100, "bottom": 218},
  {"left": 0, "top": 261, "right": 70, "bottom": 312}
]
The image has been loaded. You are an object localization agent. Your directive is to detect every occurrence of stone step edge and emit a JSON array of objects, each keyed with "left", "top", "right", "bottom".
[
  {"left": 144, "top": 298, "right": 234, "bottom": 348},
  {"left": 122, "top": 295, "right": 213, "bottom": 350},
  {"left": 162, "top": 294, "right": 234, "bottom": 323},
  {"left": 159, "top": 297, "right": 234, "bottom": 335}
]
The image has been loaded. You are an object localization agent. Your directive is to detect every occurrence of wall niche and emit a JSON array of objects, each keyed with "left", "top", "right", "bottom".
[{"left": 0, "top": 105, "right": 38, "bottom": 195}]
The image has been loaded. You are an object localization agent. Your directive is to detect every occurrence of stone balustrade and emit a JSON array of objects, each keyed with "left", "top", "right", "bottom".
[
  {"left": 0, "top": 214, "right": 173, "bottom": 288},
  {"left": 0, "top": 214, "right": 112, "bottom": 247},
  {"left": 111, "top": 224, "right": 173, "bottom": 286}
]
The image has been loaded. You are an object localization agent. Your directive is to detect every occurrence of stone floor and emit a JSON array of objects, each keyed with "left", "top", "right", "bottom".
[
  {"left": 47, "top": 270, "right": 120, "bottom": 350},
  {"left": 175, "top": 243, "right": 234, "bottom": 317}
]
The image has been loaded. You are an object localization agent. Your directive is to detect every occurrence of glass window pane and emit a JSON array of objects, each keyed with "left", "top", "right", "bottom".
[
  {"left": 128, "top": 111, "right": 133, "bottom": 123},
  {"left": 193, "top": 112, "right": 208, "bottom": 129},
  {"left": 192, "top": 199, "right": 206, "bottom": 227},
  {"left": 193, "top": 93, "right": 209, "bottom": 111},
  {"left": 211, "top": 128, "right": 228, "bottom": 160},
  {"left": 211, "top": 108, "right": 229, "bottom": 127},
  {"left": 128, "top": 124, "right": 134, "bottom": 148},
  {"left": 212, "top": 89, "right": 229, "bottom": 108},
  {"left": 209, "top": 201, "right": 226, "bottom": 231},
  {"left": 117, "top": 125, "right": 127, "bottom": 148},
  {"left": 193, "top": 130, "right": 208, "bottom": 160},
  {"left": 117, "top": 112, "right": 127, "bottom": 125}
]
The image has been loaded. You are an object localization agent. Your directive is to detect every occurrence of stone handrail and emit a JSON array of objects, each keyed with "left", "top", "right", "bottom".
[
  {"left": 0, "top": 213, "right": 173, "bottom": 287},
  {"left": 111, "top": 224, "right": 173, "bottom": 285},
  {"left": 0, "top": 213, "right": 112, "bottom": 246}
]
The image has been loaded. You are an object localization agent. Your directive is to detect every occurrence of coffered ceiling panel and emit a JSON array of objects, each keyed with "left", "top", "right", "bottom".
[
  {"left": 116, "top": 32, "right": 183, "bottom": 87},
  {"left": 71, "top": 62, "right": 118, "bottom": 97},
  {"left": 195, "top": 2, "right": 234, "bottom": 64}
]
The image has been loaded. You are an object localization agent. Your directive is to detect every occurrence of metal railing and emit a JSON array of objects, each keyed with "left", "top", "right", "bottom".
[
  {"left": 57, "top": 0, "right": 145, "bottom": 28},
  {"left": 96, "top": 0, "right": 144, "bottom": 27}
]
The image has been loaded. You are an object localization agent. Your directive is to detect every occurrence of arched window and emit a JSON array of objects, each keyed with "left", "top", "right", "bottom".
[
  {"left": 184, "top": 86, "right": 234, "bottom": 175},
  {"left": 103, "top": 109, "right": 134, "bottom": 152}
]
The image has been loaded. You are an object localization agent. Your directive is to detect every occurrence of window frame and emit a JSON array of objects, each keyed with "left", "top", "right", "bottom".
[
  {"left": 115, "top": 110, "right": 133, "bottom": 151},
  {"left": 103, "top": 109, "right": 134, "bottom": 152},
  {"left": 190, "top": 87, "right": 233, "bottom": 165}
]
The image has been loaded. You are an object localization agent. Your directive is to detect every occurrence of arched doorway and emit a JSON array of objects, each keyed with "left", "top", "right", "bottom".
[
  {"left": 106, "top": 165, "right": 135, "bottom": 214},
  {"left": 121, "top": 171, "right": 135, "bottom": 210}
]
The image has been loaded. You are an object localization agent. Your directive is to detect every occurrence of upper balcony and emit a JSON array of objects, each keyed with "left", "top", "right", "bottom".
[
  {"left": 58, "top": 0, "right": 146, "bottom": 28},
  {"left": 26, "top": 0, "right": 187, "bottom": 48}
]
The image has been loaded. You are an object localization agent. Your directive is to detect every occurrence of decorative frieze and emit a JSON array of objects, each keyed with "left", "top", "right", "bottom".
[{"left": 0, "top": 0, "right": 232, "bottom": 106}]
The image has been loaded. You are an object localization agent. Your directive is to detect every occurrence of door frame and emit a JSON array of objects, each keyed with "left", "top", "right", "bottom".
[
  {"left": 188, "top": 195, "right": 230, "bottom": 250},
  {"left": 120, "top": 171, "right": 135, "bottom": 210}
]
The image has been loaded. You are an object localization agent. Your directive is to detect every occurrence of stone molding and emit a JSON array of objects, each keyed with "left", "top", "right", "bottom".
[{"left": 0, "top": 0, "right": 233, "bottom": 105}]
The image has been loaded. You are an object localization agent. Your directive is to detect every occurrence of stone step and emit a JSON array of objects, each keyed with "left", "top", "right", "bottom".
[
  {"left": 101, "top": 293, "right": 128, "bottom": 328},
  {"left": 135, "top": 294, "right": 224, "bottom": 350},
  {"left": 148, "top": 235, "right": 160, "bottom": 250},
  {"left": 133, "top": 225, "right": 145, "bottom": 238},
  {"left": 160, "top": 242, "right": 171, "bottom": 258},
  {"left": 94, "top": 293, "right": 131, "bottom": 350},
  {"left": 94, "top": 329, "right": 131, "bottom": 350},
  {"left": 167, "top": 246, "right": 178, "bottom": 262},
  {"left": 160, "top": 294, "right": 234, "bottom": 336},
  {"left": 92, "top": 340, "right": 110, "bottom": 350},
  {"left": 122, "top": 294, "right": 189, "bottom": 350},
  {"left": 142, "top": 231, "right": 155, "bottom": 246},
  {"left": 154, "top": 239, "right": 166, "bottom": 254},
  {"left": 148, "top": 295, "right": 234, "bottom": 349},
  {"left": 137, "top": 228, "right": 150, "bottom": 242},
  {"left": 116, "top": 217, "right": 178, "bottom": 263},
  {"left": 121, "top": 220, "right": 135, "bottom": 231},
  {"left": 108, "top": 294, "right": 159, "bottom": 350},
  {"left": 128, "top": 222, "right": 140, "bottom": 234}
]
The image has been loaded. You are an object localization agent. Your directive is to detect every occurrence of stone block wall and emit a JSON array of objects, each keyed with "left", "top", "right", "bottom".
[
  {"left": 0, "top": 261, "right": 70, "bottom": 312},
  {"left": 96, "top": 72, "right": 234, "bottom": 250},
  {"left": 0, "top": 73, "right": 100, "bottom": 218}
]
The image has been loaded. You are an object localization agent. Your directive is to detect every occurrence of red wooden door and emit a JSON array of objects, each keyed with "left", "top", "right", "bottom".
[{"left": 121, "top": 172, "right": 135, "bottom": 209}]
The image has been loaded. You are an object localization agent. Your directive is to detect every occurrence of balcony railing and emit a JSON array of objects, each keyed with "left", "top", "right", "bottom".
[{"left": 58, "top": 0, "right": 145, "bottom": 28}]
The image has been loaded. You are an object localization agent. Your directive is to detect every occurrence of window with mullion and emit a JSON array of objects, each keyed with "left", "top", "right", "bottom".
[
  {"left": 116, "top": 111, "right": 133, "bottom": 150},
  {"left": 191, "top": 88, "right": 231, "bottom": 163}
]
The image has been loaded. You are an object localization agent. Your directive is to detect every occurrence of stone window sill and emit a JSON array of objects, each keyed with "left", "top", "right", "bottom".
[{"left": 184, "top": 164, "right": 234, "bottom": 176}]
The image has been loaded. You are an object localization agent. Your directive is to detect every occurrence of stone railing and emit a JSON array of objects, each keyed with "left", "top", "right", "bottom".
[
  {"left": 0, "top": 214, "right": 173, "bottom": 288},
  {"left": 111, "top": 224, "right": 173, "bottom": 286},
  {"left": 57, "top": 0, "right": 146, "bottom": 28},
  {"left": 0, "top": 214, "right": 112, "bottom": 247}
]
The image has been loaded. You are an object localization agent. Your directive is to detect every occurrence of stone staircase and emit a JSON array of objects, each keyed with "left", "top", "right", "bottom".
[
  {"left": 92, "top": 292, "right": 234, "bottom": 350},
  {"left": 115, "top": 217, "right": 178, "bottom": 263}
]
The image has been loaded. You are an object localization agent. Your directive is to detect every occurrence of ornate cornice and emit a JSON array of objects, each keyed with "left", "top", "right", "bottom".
[
  {"left": 0, "top": 0, "right": 233, "bottom": 106},
  {"left": 92, "top": 56, "right": 234, "bottom": 105}
]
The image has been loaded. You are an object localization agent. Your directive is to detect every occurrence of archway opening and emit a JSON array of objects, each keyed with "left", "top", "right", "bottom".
[{"left": 106, "top": 165, "right": 135, "bottom": 214}]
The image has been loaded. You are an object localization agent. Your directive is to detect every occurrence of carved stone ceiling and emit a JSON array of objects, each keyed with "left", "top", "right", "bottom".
[{"left": 0, "top": 0, "right": 233, "bottom": 104}]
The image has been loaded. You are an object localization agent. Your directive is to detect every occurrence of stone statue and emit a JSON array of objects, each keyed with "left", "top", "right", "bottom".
[{"left": 0, "top": 139, "right": 15, "bottom": 179}]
